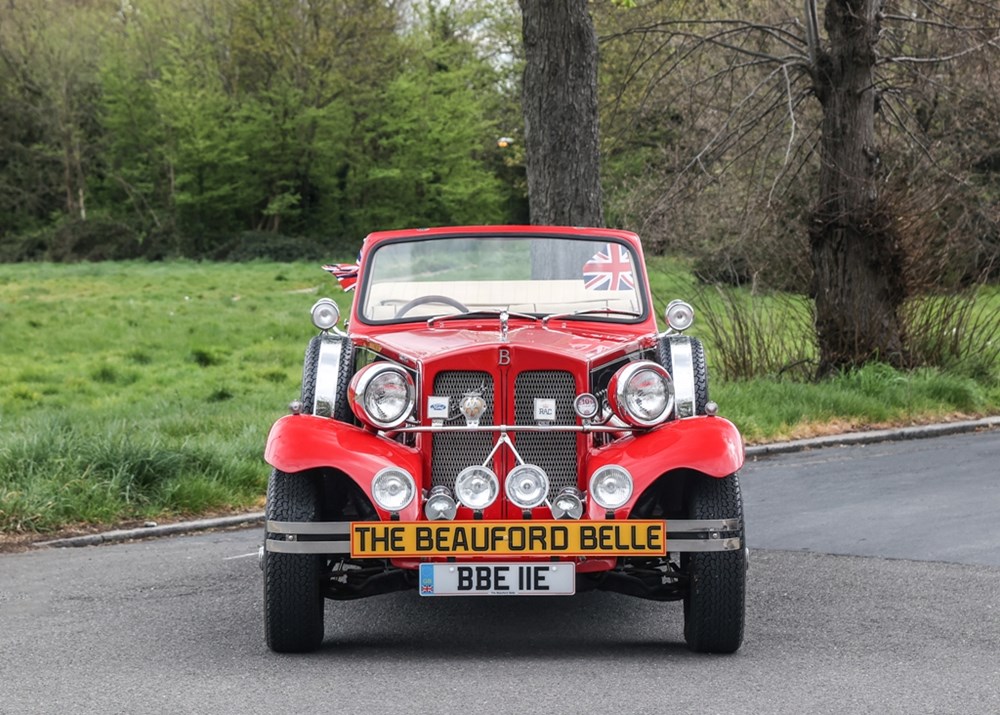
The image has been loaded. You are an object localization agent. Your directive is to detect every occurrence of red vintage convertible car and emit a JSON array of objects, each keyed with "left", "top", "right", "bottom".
[{"left": 261, "top": 225, "right": 746, "bottom": 653}]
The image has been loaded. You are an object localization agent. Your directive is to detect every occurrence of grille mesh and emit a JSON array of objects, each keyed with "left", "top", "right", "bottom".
[
  {"left": 513, "top": 371, "right": 578, "bottom": 495},
  {"left": 430, "top": 372, "right": 494, "bottom": 488},
  {"left": 430, "top": 369, "right": 578, "bottom": 499}
]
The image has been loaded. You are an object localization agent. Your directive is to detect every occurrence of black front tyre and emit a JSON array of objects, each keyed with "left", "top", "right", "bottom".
[
  {"left": 682, "top": 473, "right": 746, "bottom": 653},
  {"left": 263, "top": 469, "right": 324, "bottom": 653}
]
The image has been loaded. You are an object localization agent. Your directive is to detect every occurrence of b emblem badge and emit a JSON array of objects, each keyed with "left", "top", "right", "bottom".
[{"left": 498, "top": 348, "right": 511, "bottom": 366}]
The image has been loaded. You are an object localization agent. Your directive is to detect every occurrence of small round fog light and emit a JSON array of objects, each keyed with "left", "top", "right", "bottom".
[
  {"left": 424, "top": 485, "right": 457, "bottom": 521},
  {"left": 504, "top": 464, "right": 549, "bottom": 509},
  {"left": 550, "top": 487, "right": 585, "bottom": 520},
  {"left": 589, "top": 465, "right": 633, "bottom": 510},
  {"left": 454, "top": 466, "right": 499, "bottom": 510},
  {"left": 371, "top": 467, "right": 415, "bottom": 512}
]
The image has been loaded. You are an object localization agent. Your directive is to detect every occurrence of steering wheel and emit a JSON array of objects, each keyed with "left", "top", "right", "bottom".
[{"left": 395, "top": 294, "right": 470, "bottom": 318}]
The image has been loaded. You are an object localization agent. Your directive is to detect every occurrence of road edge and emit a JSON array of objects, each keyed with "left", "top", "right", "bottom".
[
  {"left": 744, "top": 415, "right": 1000, "bottom": 457},
  {"left": 33, "top": 415, "right": 1000, "bottom": 549}
]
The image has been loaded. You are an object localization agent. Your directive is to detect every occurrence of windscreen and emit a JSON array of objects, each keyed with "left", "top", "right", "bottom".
[{"left": 359, "top": 235, "right": 645, "bottom": 323}]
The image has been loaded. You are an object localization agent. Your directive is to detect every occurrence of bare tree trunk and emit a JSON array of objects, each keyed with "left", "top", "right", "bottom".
[
  {"left": 519, "top": 0, "right": 604, "bottom": 228},
  {"left": 809, "top": 0, "right": 905, "bottom": 373}
]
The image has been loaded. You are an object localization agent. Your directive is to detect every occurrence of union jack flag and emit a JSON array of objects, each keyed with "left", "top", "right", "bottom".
[
  {"left": 582, "top": 243, "right": 634, "bottom": 291},
  {"left": 322, "top": 255, "right": 360, "bottom": 291},
  {"left": 421, "top": 584, "right": 434, "bottom": 594}
]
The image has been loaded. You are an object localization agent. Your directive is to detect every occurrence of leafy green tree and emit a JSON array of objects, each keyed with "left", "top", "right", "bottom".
[
  {"left": 345, "top": 8, "right": 508, "bottom": 232},
  {"left": 0, "top": 0, "right": 105, "bottom": 225},
  {"left": 95, "top": 42, "right": 169, "bottom": 235},
  {"left": 0, "top": 0, "right": 527, "bottom": 259}
]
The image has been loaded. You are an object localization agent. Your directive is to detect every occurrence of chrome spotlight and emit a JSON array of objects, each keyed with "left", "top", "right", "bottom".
[
  {"left": 371, "top": 467, "right": 416, "bottom": 512},
  {"left": 665, "top": 300, "right": 694, "bottom": 332},
  {"left": 310, "top": 298, "right": 341, "bottom": 330},
  {"left": 550, "top": 487, "right": 585, "bottom": 520},
  {"left": 454, "top": 466, "right": 500, "bottom": 510},
  {"left": 589, "top": 465, "right": 633, "bottom": 510},
  {"left": 504, "top": 464, "right": 549, "bottom": 510},
  {"left": 424, "top": 485, "right": 457, "bottom": 521}
]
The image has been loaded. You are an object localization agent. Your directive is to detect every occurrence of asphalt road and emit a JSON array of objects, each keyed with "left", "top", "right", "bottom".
[
  {"left": 1, "top": 430, "right": 998, "bottom": 714},
  {"left": 740, "top": 430, "right": 1000, "bottom": 566}
]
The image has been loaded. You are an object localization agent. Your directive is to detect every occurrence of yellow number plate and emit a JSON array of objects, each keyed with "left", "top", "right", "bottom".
[{"left": 350, "top": 520, "right": 666, "bottom": 558}]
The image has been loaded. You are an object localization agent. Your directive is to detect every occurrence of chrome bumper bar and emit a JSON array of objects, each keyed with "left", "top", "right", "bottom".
[{"left": 264, "top": 519, "right": 742, "bottom": 555}]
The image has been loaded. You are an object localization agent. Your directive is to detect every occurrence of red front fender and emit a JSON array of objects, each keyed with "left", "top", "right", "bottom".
[
  {"left": 264, "top": 415, "right": 423, "bottom": 520},
  {"left": 585, "top": 416, "right": 744, "bottom": 517}
]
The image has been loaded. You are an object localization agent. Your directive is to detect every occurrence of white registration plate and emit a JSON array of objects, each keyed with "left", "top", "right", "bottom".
[{"left": 418, "top": 562, "right": 576, "bottom": 597}]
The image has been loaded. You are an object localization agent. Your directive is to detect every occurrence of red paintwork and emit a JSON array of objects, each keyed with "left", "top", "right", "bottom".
[
  {"left": 264, "top": 226, "right": 746, "bottom": 571},
  {"left": 361, "top": 323, "right": 654, "bottom": 366},
  {"left": 582, "top": 416, "right": 744, "bottom": 520},
  {"left": 265, "top": 414, "right": 423, "bottom": 521}
]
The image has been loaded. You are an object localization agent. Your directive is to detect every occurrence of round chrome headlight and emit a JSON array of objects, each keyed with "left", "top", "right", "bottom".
[
  {"left": 608, "top": 361, "right": 674, "bottom": 427},
  {"left": 424, "top": 485, "right": 457, "bottom": 521},
  {"left": 371, "top": 467, "right": 416, "bottom": 512},
  {"left": 550, "top": 487, "right": 585, "bottom": 520},
  {"left": 504, "top": 464, "right": 549, "bottom": 509},
  {"left": 589, "top": 466, "right": 633, "bottom": 510},
  {"left": 349, "top": 363, "right": 415, "bottom": 430},
  {"left": 665, "top": 300, "right": 694, "bottom": 331},
  {"left": 310, "top": 298, "right": 341, "bottom": 330},
  {"left": 454, "top": 466, "right": 499, "bottom": 510}
]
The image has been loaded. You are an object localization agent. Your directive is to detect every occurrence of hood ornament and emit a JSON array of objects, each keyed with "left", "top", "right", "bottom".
[
  {"left": 499, "top": 310, "right": 509, "bottom": 343},
  {"left": 459, "top": 381, "right": 488, "bottom": 426},
  {"left": 459, "top": 391, "right": 487, "bottom": 427}
]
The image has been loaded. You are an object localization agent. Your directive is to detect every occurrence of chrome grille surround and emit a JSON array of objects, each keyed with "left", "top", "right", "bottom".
[{"left": 428, "top": 369, "right": 579, "bottom": 500}]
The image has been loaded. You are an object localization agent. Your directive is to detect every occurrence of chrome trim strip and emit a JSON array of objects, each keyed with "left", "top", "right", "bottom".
[
  {"left": 313, "top": 338, "right": 343, "bottom": 416},
  {"left": 667, "top": 336, "right": 696, "bottom": 418},
  {"left": 267, "top": 520, "right": 351, "bottom": 534},
  {"left": 266, "top": 540, "right": 351, "bottom": 554},
  {"left": 264, "top": 536, "right": 742, "bottom": 554},
  {"left": 666, "top": 537, "right": 741, "bottom": 552},
  {"left": 668, "top": 518, "right": 742, "bottom": 532},
  {"left": 392, "top": 424, "right": 633, "bottom": 434}
]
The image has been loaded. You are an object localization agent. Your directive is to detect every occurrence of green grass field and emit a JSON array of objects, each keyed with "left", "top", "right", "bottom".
[
  {"left": 1, "top": 260, "right": 997, "bottom": 534},
  {"left": 0, "top": 261, "right": 352, "bottom": 533}
]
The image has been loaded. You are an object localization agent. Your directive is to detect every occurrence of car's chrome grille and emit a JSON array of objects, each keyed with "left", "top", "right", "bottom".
[
  {"left": 430, "top": 371, "right": 494, "bottom": 488},
  {"left": 430, "top": 369, "right": 578, "bottom": 499},
  {"left": 513, "top": 371, "right": 578, "bottom": 496}
]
